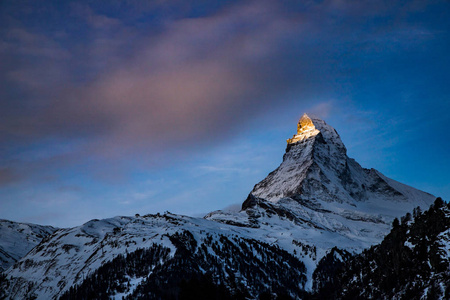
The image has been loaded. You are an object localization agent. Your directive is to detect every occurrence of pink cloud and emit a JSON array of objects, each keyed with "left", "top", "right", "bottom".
[
  {"left": 1, "top": 0, "right": 441, "bottom": 178},
  {"left": 35, "top": 1, "right": 312, "bottom": 158}
]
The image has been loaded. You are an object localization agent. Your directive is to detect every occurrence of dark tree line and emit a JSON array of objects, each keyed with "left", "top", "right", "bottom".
[
  {"left": 60, "top": 244, "right": 171, "bottom": 300},
  {"left": 60, "top": 230, "right": 307, "bottom": 299},
  {"left": 311, "top": 197, "right": 450, "bottom": 300},
  {"left": 7, "top": 197, "right": 450, "bottom": 300}
]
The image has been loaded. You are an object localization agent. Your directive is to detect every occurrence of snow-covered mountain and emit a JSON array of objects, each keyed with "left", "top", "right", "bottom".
[
  {"left": 0, "top": 220, "right": 56, "bottom": 271},
  {"left": 208, "top": 114, "right": 435, "bottom": 250},
  {"left": 3, "top": 214, "right": 310, "bottom": 299},
  {"left": 252, "top": 114, "right": 430, "bottom": 206},
  {"left": 0, "top": 114, "right": 437, "bottom": 299}
]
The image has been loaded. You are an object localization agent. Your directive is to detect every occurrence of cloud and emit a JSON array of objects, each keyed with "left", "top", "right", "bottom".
[
  {"left": 0, "top": 0, "right": 448, "bottom": 226},
  {"left": 0, "top": 167, "right": 21, "bottom": 186},
  {"left": 5, "top": 28, "right": 70, "bottom": 59},
  {"left": 2, "top": 2, "right": 316, "bottom": 156},
  {"left": 308, "top": 101, "right": 336, "bottom": 119},
  {"left": 70, "top": 3, "right": 122, "bottom": 29},
  {"left": 0, "top": 0, "right": 444, "bottom": 182}
]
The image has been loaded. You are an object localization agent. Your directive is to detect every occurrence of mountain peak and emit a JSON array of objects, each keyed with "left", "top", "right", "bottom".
[
  {"left": 297, "top": 113, "right": 316, "bottom": 134},
  {"left": 250, "top": 112, "right": 434, "bottom": 209},
  {"left": 287, "top": 113, "right": 320, "bottom": 144}
]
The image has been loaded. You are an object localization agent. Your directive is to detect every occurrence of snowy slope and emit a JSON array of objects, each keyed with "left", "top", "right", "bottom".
[
  {"left": 3, "top": 213, "right": 311, "bottom": 299},
  {"left": 313, "top": 198, "right": 450, "bottom": 299},
  {"left": 207, "top": 114, "right": 435, "bottom": 244},
  {"left": 250, "top": 114, "right": 433, "bottom": 206},
  {"left": 0, "top": 220, "right": 57, "bottom": 271},
  {"left": 208, "top": 114, "right": 434, "bottom": 241},
  {"left": 206, "top": 113, "right": 435, "bottom": 286},
  {"left": 1, "top": 114, "right": 437, "bottom": 299}
]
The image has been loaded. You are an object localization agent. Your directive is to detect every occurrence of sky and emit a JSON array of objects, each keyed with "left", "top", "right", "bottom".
[{"left": 0, "top": 0, "right": 449, "bottom": 227}]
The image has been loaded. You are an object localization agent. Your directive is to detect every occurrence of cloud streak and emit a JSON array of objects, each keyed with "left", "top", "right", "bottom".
[
  {"left": 0, "top": 0, "right": 448, "bottom": 226},
  {"left": 0, "top": 0, "right": 446, "bottom": 185},
  {"left": 0, "top": 2, "right": 312, "bottom": 166}
]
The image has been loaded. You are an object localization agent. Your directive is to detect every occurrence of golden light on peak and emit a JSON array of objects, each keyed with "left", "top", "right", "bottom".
[{"left": 287, "top": 113, "right": 316, "bottom": 144}]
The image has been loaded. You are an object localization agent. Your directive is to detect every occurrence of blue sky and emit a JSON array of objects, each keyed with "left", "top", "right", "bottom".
[{"left": 1, "top": 0, "right": 449, "bottom": 227}]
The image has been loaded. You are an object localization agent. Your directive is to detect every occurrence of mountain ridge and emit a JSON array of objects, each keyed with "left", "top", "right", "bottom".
[
  {"left": 208, "top": 114, "right": 434, "bottom": 247},
  {"left": 0, "top": 113, "right": 437, "bottom": 299},
  {"left": 0, "top": 219, "right": 57, "bottom": 272}
]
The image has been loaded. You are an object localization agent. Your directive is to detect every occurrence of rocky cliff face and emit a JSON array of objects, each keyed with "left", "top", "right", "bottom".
[{"left": 251, "top": 113, "right": 431, "bottom": 207}]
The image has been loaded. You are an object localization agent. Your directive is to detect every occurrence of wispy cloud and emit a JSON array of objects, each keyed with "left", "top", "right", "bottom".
[
  {"left": 0, "top": 0, "right": 448, "bottom": 226},
  {"left": 0, "top": 167, "right": 21, "bottom": 186},
  {"left": 0, "top": 1, "right": 321, "bottom": 181},
  {"left": 1, "top": 0, "right": 444, "bottom": 184}
]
